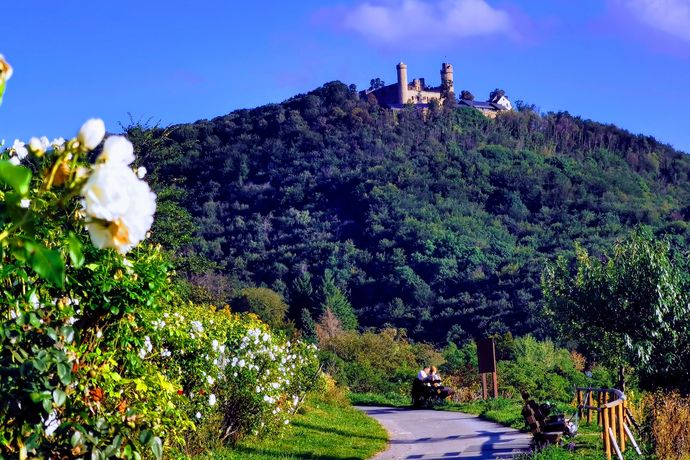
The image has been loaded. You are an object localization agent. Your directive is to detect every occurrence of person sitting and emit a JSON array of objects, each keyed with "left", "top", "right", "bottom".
[
  {"left": 521, "top": 391, "right": 571, "bottom": 434},
  {"left": 417, "top": 366, "right": 431, "bottom": 382},
  {"left": 428, "top": 366, "right": 455, "bottom": 399},
  {"left": 411, "top": 366, "right": 431, "bottom": 407}
]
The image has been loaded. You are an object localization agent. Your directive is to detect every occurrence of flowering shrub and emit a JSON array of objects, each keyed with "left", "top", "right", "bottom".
[
  {"left": 0, "top": 109, "right": 195, "bottom": 459},
  {"left": 0, "top": 55, "right": 320, "bottom": 459},
  {"left": 153, "top": 303, "right": 319, "bottom": 450}
]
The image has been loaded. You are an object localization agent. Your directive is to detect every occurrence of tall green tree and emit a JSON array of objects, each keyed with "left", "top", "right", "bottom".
[
  {"left": 319, "top": 270, "right": 358, "bottom": 331},
  {"left": 542, "top": 229, "right": 690, "bottom": 390}
]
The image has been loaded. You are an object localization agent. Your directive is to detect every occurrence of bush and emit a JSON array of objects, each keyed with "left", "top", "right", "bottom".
[
  {"left": 0, "top": 119, "right": 188, "bottom": 459},
  {"left": 644, "top": 391, "right": 690, "bottom": 460},
  {"left": 234, "top": 287, "right": 289, "bottom": 329},
  {"left": 497, "top": 336, "right": 586, "bottom": 402},
  {"left": 319, "top": 328, "right": 442, "bottom": 396},
  {"left": 0, "top": 64, "right": 322, "bottom": 459}
]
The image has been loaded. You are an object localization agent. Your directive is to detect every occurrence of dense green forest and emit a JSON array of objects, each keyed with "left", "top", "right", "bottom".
[{"left": 128, "top": 81, "right": 690, "bottom": 344}]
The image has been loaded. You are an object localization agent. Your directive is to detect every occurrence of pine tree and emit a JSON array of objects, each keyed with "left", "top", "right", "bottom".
[{"left": 319, "top": 270, "right": 358, "bottom": 330}]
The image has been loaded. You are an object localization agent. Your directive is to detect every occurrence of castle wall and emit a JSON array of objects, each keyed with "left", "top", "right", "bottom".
[{"left": 405, "top": 89, "right": 443, "bottom": 104}]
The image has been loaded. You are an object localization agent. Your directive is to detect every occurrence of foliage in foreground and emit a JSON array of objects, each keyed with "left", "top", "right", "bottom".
[{"left": 0, "top": 111, "right": 319, "bottom": 458}]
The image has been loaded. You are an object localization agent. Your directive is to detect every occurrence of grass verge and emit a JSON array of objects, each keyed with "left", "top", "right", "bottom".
[{"left": 199, "top": 394, "right": 388, "bottom": 460}]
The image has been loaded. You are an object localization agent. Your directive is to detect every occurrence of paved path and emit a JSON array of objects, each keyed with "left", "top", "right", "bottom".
[{"left": 357, "top": 406, "right": 532, "bottom": 460}]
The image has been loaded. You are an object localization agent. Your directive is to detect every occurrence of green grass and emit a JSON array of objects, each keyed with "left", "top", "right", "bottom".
[{"left": 199, "top": 395, "right": 388, "bottom": 459}]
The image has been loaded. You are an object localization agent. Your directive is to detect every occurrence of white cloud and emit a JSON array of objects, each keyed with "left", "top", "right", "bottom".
[
  {"left": 339, "top": 0, "right": 513, "bottom": 47},
  {"left": 619, "top": 0, "right": 690, "bottom": 41}
]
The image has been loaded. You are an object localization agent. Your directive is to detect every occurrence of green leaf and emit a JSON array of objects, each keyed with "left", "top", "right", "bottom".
[
  {"left": 68, "top": 232, "right": 85, "bottom": 268},
  {"left": 57, "top": 362, "right": 71, "bottom": 385},
  {"left": 0, "top": 160, "right": 31, "bottom": 195},
  {"left": 71, "top": 430, "right": 83, "bottom": 448},
  {"left": 42, "top": 398, "right": 52, "bottom": 413},
  {"left": 139, "top": 430, "right": 152, "bottom": 446},
  {"left": 22, "top": 240, "right": 65, "bottom": 288},
  {"left": 150, "top": 437, "right": 162, "bottom": 460},
  {"left": 32, "top": 359, "right": 47, "bottom": 372},
  {"left": 52, "top": 389, "right": 66, "bottom": 407},
  {"left": 0, "top": 79, "right": 6, "bottom": 106}
]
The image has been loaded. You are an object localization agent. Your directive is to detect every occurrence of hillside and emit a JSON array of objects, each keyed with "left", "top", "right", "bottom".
[{"left": 129, "top": 81, "right": 690, "bottom": 344}]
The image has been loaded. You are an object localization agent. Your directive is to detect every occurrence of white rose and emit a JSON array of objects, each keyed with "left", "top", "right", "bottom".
[
  {"left": 97, "top": 135, "right": 134, "bottom": 165},
  {"left": 82, "top": 163, "right": 134, "bottom": 221},
  {"left": 78, "top": 118, "right": 105, "bottom": 150},
  {"left": 81, "top": 163, "right": 156, "bottom": 254}
]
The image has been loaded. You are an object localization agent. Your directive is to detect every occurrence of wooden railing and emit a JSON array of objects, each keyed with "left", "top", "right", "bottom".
[{"left": 576, "top": 387, "right": 642, "bottom": 460}]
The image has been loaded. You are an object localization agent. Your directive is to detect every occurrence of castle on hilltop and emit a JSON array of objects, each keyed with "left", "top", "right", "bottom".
[{"left": 361, "top": 61, "right": 512, "bottom": 118}]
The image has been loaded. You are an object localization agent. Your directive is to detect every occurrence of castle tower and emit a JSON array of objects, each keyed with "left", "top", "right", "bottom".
[
  {"left": 396, "top": 62, "right": 408, "bottom": 104},
  {"left": 440, "top": 62, "right": 454, "bottom": 96}
]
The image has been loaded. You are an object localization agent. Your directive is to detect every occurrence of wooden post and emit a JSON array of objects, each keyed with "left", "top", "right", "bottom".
[
  {"left": 481, "top": 373, "right": 488, "bottom": 400},
  {"left": 603, "top": 406, "right": 611, "bottom": 459},
  {"left": 577, "top": 389, "right": 582, "bottom": 419},
  {"left": 611, "top": 402, "right": 617, "bottom": 451},
  {"left": 594, "top": 391, "right": 599, "bottom": 425},
  {"left": 618, "top": 402, "right": 625, "bottom": 452},
  {"left": 492, "top": 371, "right": 498, "bottom": 399}
]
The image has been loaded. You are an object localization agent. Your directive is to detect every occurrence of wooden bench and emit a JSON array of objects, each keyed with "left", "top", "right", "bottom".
[
  {"left": 411, "top": 379, "right": 445, "bottom": 408},
  {"left": 522, "top": 404, "right": 563, "bottom": 449}
]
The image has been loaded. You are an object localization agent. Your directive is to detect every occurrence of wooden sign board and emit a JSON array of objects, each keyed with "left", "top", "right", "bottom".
[{"left": 476, "top": 338, "right": 496, "bottom": 374}]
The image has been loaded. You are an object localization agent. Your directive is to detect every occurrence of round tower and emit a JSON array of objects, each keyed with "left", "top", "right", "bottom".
[
  {"left": 396, "top": 62, "right": 408, "bottom": 104},
  {"left": 440, "top": 62, "right": 454, "bottom": 95}
]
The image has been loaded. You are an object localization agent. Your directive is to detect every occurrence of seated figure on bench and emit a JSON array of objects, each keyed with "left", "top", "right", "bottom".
[
  {"left": 428, "top": 366, "right": 455, "bottom": 400},
  {"left": 521, "top": 392, "right": 575, "bottom": 436}
]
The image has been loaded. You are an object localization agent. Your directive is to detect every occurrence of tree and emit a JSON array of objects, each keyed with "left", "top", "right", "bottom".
[
  {"left": 489, "top": 88, "right": 506, "bottom": 102},
  {"left": 542, "top": 229, "right": 690, "bottom": 390},
  {"left": 460, "top": 90, "right": 475, "bottom": 101},
  {"left": 235, "top": 287, "right": 289, "bottom": 328},
  {"left": 319, "top": 270, "right": 358, "bottom": 330},
  {"left": 368, "top": 78, "right": 385, "bottom": 91}
]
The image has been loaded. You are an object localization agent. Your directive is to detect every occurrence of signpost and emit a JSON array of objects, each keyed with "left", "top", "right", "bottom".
[{"left": 476, "top": 338, "right": 498, "bottom": 399}]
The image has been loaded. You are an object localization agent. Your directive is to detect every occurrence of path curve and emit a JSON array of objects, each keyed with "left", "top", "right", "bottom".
[{"left": 357, "top": 406, "right": 531, "bottom": 460}]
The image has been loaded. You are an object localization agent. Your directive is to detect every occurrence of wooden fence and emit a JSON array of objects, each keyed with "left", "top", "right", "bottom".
[{"left": 576, "top": 387, "right": 642, "bottom": 460}]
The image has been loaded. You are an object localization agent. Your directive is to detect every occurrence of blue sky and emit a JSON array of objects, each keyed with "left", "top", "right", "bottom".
[{"left": 2, "top": 0, "right": 690, "bottom": 152}]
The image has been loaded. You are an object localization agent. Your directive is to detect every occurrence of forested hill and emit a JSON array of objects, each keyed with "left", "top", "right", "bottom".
[{"left": 130, "top": 81, "right": 690, "bottom": 344}]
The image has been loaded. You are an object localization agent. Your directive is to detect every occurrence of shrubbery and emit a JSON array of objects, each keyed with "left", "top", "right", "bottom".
[
  {"left": 0, "top": 61, "right": 320, "bottom": 458},
  {"left": 319, "top": 327, "right": 442, "bottom": 397}
]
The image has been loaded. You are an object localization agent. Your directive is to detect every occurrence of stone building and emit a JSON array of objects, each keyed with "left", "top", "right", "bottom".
[
  {"left": 362, "top": 62, "right": 454, "bottom": 108},
  {"left": 362, "top": 61, "right": 512, "bottom": 117}
]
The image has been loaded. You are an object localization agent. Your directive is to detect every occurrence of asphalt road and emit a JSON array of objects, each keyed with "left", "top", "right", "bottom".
[{"left": 357, "top": 406, "right": 532, "bottom": 460}]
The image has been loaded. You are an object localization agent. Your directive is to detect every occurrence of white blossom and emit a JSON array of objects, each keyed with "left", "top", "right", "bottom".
[
  {"left": 81, "top": 161, "right": 156, "bottom": 254},
  {"left": 136, "top": 166, "right": 147, "bottom": 179},
  {"left": 208, "top": 393, "right": 216, "bottom": 406},
  {"left": 78, "top": 118, "right": 105, "bottom": 150},
  {"left": 19, "top": 199, "right": 30, "bottom": 209},
  {"left": 97, "top": 135, "right": 134, "bottom": 165},
  {"left": 11, "top": 139, "right": 27, "bottom": 160}
]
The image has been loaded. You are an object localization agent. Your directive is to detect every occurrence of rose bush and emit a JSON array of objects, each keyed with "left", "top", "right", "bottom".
[{"left": 0, "top": 56, "right": 321, "bottom": 459}]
